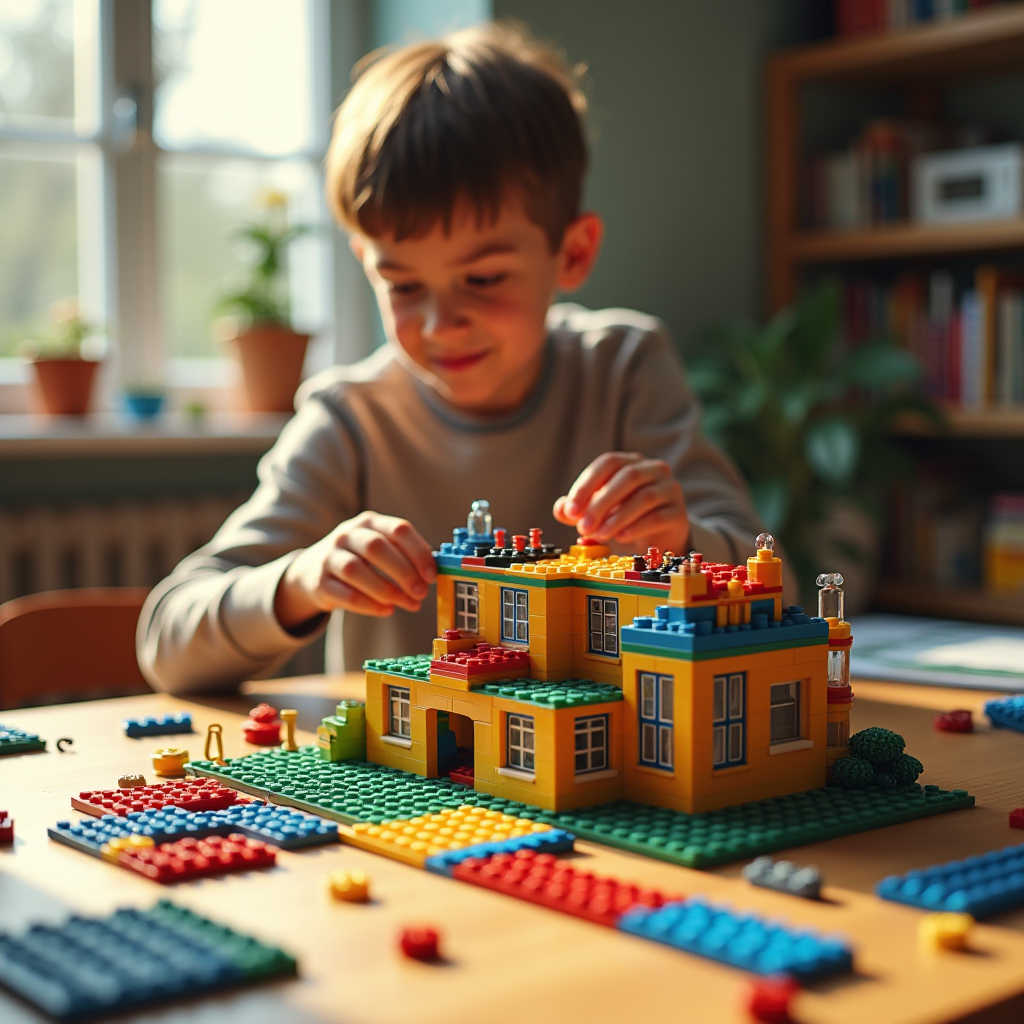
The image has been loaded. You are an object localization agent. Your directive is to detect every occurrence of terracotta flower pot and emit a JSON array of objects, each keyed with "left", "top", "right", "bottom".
[
  {"left": 231, "top": 324, "right": 310, "bottom": 413},
  {"left": 30, "top": 358, "right": 100, "bottom": 415}
]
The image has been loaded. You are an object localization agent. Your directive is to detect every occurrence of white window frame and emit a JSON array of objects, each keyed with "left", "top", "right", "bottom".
[
  {"left": 501, "top": 587, "right": 529, "bottom": 644},
  {"left": 638, "top": 672, "right": 674, "bottom": 771},
  {"left": 388, "top": 684, "right": 411, "bottom": 739},
  {"left": 770, "top": 681, "right": 801, "bottom": 744},
  {"left": 712, "top": 672, "right": 746, "bottom": 767},
  {"left": 588, "top": 596, "right": 618, "bottom": 656},
  {"left": 455, "top": 580, "right": 479, "bottom": 634},
  {"left": 574, "top": 714, "right": 608, "bottom": 775},
  {"left": 507, "top": 712, "right": 535, "bottom": 772},
  {"left": 0, "top": 0, "right": 373, "bottom": 415}
]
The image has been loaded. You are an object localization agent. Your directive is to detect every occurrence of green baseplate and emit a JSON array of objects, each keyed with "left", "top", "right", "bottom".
[{"left": 187, "top": 749, "right": 975, "bottom": 869}]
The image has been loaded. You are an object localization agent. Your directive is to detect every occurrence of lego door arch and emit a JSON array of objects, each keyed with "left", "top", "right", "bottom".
[{"left": 434, "top": 709, "right": 475, "bottom": 783}]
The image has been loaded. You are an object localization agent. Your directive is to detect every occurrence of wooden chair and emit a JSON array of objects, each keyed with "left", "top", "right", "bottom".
[{"left": 0, "top": 588, "right": 153, "bottom": 710}]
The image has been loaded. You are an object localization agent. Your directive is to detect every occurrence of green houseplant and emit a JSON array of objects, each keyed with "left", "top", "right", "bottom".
[
  {"left": 217, "top": 191, "right": 312, "bottom": 413},
  {"left": 22, "top": 299, "right": 103, "bottom": 416},
  {"left": 685, "top": 279, "right": 940, "bottom": 605}
]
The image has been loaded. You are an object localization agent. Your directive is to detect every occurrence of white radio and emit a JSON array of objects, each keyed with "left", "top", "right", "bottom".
[{"left": 912, "top": 143, "right": 1023, "bottom": 225}]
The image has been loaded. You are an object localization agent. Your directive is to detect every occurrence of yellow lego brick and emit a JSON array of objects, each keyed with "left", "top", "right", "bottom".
[
  {"left": 452, "top": 695, "right": 492, "bottom": 723},
  {"left": 342, "top": 806, "right": 553, "bottom": 868},
  {"left": 473, "top": 720, "right": 493, "bottom": 755},
  {"left": 436, "top": 575, "right": 455, "bottom": 634},
  {"left": 529, "top": 633, "right": 574, "bottom": 658},
  {"left": 528, "top": 613, "right": 572, "bottom": 638}
]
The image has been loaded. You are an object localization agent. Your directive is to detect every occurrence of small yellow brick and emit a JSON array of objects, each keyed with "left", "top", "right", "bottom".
[
  {"left": 327, "top": 869, "right": 370, "bottom": 903},
  {"left": 919, "top": 912, "right": 974, "bottom": 951}
]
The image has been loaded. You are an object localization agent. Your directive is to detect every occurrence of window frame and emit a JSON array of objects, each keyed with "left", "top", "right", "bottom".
[
  {"left": 712, "top": 672, "right": 746, "bottom": 768},
  {"left": 387, "top": 684, "right": 411, "bottom": 739},
  {"left": 587, "top": 596, "right": 618, "bottom": 657},
  {"left": 638, "top": 672, "right": 674, "bottom": 771},
  {"left": 507, "top": 712, "right": 535, "bottom": 772},
  {"left": 455, "top": 580, "right": 479, "bottom": 634},
  {"left": 574, "top": 714, "right": 609, "bottom": 775},
  {"left": 500, "top": 586, "right": 529, "bottom": 644},
  {"left": 769, "top": 681, "right": 802, "bottom": 745}
]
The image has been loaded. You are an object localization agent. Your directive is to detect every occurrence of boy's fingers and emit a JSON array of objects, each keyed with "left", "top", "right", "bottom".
[
  {"left": 317, "top": 575, "right": 396, "bottom": 617},
  {"left": 613, "top": 506, "right": 684, "bottom": 546},
  {"left": 563, "top": 452, "right": 641, "bottom": 520},
  {"left": 586, "top": 485, "right": 669, "bottom": 541},
  {"left": 380, "top": 515, "right": 438, "bottom": 583},
  {"left": 344, "top": 525, "right": 431, "bottom": 601},
  {"left": 327, "top": 546, "right": 422, "bottom": 613},
  {"left": 578, "top": 460, "right": 669, "bottom": 534},
  {"left": 552, "top": 495, "right": 575, "bottom": 525}
]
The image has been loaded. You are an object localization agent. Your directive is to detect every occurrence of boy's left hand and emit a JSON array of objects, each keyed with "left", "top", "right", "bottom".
[{"left": 553, "top": 452, "right": 690, "bottom": 553}]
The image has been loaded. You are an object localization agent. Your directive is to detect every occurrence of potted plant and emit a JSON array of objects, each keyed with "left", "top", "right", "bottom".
[
  {"left": 22, "top": 299, "right": 103, "bottom": 416},
  {"left": 685, "top": 279, "right": 942, "bottom": 609},
  {"left": 216, "top": 191, "right": 312, "bottom": 413}
]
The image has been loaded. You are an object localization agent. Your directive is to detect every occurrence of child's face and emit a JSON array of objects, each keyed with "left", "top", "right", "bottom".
[{"left": 351, "top": 197, "right": 602, "bottom": 414}]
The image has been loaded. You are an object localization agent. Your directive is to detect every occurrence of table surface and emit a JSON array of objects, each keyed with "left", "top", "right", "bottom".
[{"left": 4, "top": 675, "right": 1024, "bottom": 1024}]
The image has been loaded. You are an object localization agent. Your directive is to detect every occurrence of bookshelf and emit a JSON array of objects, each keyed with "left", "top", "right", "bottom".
[{"left": 765, "top": 7, "right": 1024, "bottom": 625}]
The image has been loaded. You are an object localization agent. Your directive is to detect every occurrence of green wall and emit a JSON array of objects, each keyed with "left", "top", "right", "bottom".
[{"left": 492, "top": 0, "right": 799, "bottom": 349}]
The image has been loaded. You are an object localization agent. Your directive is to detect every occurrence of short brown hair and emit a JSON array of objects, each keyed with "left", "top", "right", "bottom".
[{"left": 326, "top": 21, "right": 588, "bottom": 251}]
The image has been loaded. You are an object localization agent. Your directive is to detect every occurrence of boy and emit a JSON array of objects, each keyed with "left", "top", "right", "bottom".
[{"left": 138, "top": 22, "right": 770, "bottom": 694}]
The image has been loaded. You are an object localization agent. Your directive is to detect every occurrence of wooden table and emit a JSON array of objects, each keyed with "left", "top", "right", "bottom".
[{"left": 4, "top": 676, "right": 1024, "bottom": 1024}]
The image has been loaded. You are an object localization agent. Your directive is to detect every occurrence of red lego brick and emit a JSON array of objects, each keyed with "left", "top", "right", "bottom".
[
  {"left": 744, "top": 976, "right": 800, "bottom": 1023},
  {"left": 430, "top": 643, "right": 530, "bottom": 681},
  {"left": 118, "top": 833, "right": 276, "bottom": 883},
  {"left": 452, "top": 849, "right": 680, "bottom": 927},
  {"left": 399, "top": 926, "right": 440, "bottom": 961},
  {"left": 448, "top": 765, "right": 474, "bottom": 787},
  {"left": 934, "top": 709, "right": 973, "bottom": 733},
  {"left": 1009, "top": 808, "right": 1024, "bottom": 830},
  {"left": 0, "top": 812, "right": 12, "bottom": 845},
  {"left": 72, "top": 779, "right": 249, "bottom": 818},
  {"left": 242, "top": 703, "right": 282, "bottom": 745}
]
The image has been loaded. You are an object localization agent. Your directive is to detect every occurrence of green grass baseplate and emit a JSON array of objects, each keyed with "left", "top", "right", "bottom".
[{"left": 187, "top": 749, "right": 974, "bottom": 869}]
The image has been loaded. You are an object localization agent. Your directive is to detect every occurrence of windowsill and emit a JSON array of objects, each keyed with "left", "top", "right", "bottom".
[
  {"left": 582, "top": 651, "right": 622, "bottom": 665},
  {"left": 769, "top": 739, "right": 814, "bottom": 755},
  {"left": 712, "top": 762, "right": 750, "bottom": 775},
  {"left": 381, "top": 734, "right": 413, "bottom": 748},
  {"left": 496, "top": 766, "right": 535, "bottom": 782},
  {"left": 633, "top": 763, "right": 675, "bottom": 778},
  {"left": 574, "top": 768, "right": 618, "bottom": 783},
  {"left": 0, "top": 411, "right": 288, "bottom": 458}
]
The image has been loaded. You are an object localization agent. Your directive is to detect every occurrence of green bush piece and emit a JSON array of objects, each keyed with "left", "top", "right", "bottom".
[
  {"left": 890, "top": 753, "right": 924, "bottom": 786},
  {"left": 832, "top": 755, "right": 876, "bottom": 789},
  {"left": 849, "top": 727, "right": 905, "bottom": 766}
]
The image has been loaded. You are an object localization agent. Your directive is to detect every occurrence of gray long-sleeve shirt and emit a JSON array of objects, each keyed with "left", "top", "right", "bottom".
[{"left": 138, "top": 304, "right": 774, "bottom": 695}]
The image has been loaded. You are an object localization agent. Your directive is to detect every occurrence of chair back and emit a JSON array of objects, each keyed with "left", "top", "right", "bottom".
[{"left": 0, "top": 588, "right": 152, "bottom": 710}]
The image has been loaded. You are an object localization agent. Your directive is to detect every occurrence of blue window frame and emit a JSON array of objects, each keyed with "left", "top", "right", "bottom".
[
  {"left": 574, "top": 714, "right": 609, "bottom": 774},
  {"left": 588, "top": 596, "right": 618, "bottom": 656},
  {"left": 638, "top": 672, "right": 673, "bottom": 770},
  {"left": 501, "top": 587, "right": 529, "bottom": 643},
  {"left": 713, "top": 672, "right": 746, "bottom": 768}
]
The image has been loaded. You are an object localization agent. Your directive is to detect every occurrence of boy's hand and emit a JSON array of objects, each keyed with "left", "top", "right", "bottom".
[
  {"left": 275, "top": 512, "right": 437, "bottom": 629},
  {"left": 553, "top": 452, "right": 690, "bottom": 553}
]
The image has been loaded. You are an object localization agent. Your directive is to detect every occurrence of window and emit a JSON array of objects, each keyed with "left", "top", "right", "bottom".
[
  {"left": 770, "top": 682, "right": 801, "bottom": 744},
  {"left": 507, "top": 713, "right": 535, "bottom": 772},
  {"left": 574, "top": 714, "right": 608, "bottom": 774},
  {"left": 638, "top": 672, "right": 673, "bottom": 770},
  {"left": 455, "top": 581, "right": 479, "bottom": 634},
  {"left": 827, "top": 719, "right": 849, "bottom": 747},
  {"left": 388, "top": 685, "right": 411, "bottom": 739},
  {"left": 588, "top": 596, "right": 618, "bottom": 656},
  {"left": 713, "top": 672, "right": 746, "bottom": 768},
  {"left": 501, "top": 587, "right": 529, "bottom": 644}
]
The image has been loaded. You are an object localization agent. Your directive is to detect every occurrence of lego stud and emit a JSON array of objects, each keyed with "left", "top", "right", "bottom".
[
  {"left": 919, "top": 912, "right": 974, "bottom": 951},
  {"left": 399, "top": 925, "right": 441, "bottom": 961},
  {"left": 494, "top": 528, "right": 506, "bottom": 548},
  {"left": 512, "top": 534, "right": 526, "bottom": 552},
  {"left": 467, "top": 499, "right": 492, "bottom": 537},
  {"left": 646, "top": 546, "right": 661, "bottom": 571},
  {"left": 204, "top": 724, "right": 226, "bottom": 765},
  {"left": 117, "top": 773, "right": 147, "bottom": 789},
  {"left": 281, "top": 709, "right": 299, "bottom": 752},
  {"left": 744, "top": 976, "right": 799, "bottom": 1023},
  {"left": 756, "top": 532, "right": 775, "bottom": 554},
  {"left": 529, "top": 527, "right": 542, "bottom": 548},
  {"left": 328, "top": 869, "right": 370, "bottom": 903},
  {"left": 151, "top": 746, "right": 189, "bottom": 777}
]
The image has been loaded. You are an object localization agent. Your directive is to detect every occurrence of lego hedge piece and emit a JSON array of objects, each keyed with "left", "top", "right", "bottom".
[{"left": 831, "top": 728, "right": 924, "bottom": 791}]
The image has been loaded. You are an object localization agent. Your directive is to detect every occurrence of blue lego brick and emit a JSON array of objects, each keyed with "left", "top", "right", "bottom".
[
  {"left": 876, "top": 843, "right": 1024, "bottom": 918},
  {"left": 0, "top": 724, "right": 46, "bottom": 756},
  {"left": 434, "top": 552, "right": 467, "bottom": 568},
  {"left": 211, "top": 801, "right": 339, "bottom": 848},
  {"left": 742, "top": 857, "right": 822, "bottom": 900},
  {"left": 618, "top": 897, "right": 853, "bottom": 980},
  {"left": 985, "top": 696, "right": 1024, "bottom": 733},
  {"left": 424, "top": 828, "right": 576, "bottom": 877},
  {"left": 0, "top": 899, "right": 296, "bottom": 1020},
  {"left": 620, "top": 614, "right": 828, "bottom": 657},
  {"left": 122, "top": 713, "right": 193, "bottom": 738}
]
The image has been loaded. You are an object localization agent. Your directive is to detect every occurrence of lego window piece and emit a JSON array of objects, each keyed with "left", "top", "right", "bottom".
[
  {"left": 500, "top": 587, "right": 529, "bottom": 643},
  {"left": 639, "top": 673, "right": 674, "bottom": 771},
  {"left": 588, "top": 597, "right": 619, "bottom": 656},
  {"left": 455, "top": 581, "right": 479, "bottom": 633},
  {"left": 507, "top": 713, "right": 535, "bottom": 772},
  {"left": 574, "top": 714, "right": 609, "bottom": 774},
  {"left": 713, "top": 673, "right": 746, "bottom": 768},
  {"left": 388, "top": 685, "right": 411, "bottom": 739},
  {"left": 770, "top": 682, "right": 801, "bottom": 744}
]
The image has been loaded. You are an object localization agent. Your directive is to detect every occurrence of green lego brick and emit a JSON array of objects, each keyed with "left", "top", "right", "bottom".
[
  {"left": 475, "top": 679, "right": 623, "bottom": 708},
  {"left": 188, "top": 750, "right": 974, "bottom": 868},
  {"left": 318, "top": 700, "right": 367, "bottom": 762},
  {"left": 542, "top": 787, "right": 976, "bottom": 868},
  {"left": 0, "top": 724, "right": 46, "bottom": 756},
  {"left": 362, "top": 654, "right": 431, "bottom": 681}
]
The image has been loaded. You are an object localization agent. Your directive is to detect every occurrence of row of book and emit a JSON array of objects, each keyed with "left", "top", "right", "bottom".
[
  {"left": 802, "top": 0, "right": 1004, "bottom": 40},
  {"left": 802, "top": 120, "right": 994, "bottom": 229},
  {"left": 839, "top": 266, "right": 1024, "bottom": 407}
]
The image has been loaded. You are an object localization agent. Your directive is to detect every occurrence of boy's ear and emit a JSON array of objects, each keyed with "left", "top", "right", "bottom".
[
  {"left": 555, "top": 212, "right": 604, "bottom": 292},
  {"left": 349, "top": 235, "right": 366, "bottom": 263}
]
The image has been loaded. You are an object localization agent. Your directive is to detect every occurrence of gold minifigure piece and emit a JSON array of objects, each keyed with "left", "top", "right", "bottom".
[
  {"left": 204, "top": 723, "right": 226, "bottom": 765},
  {"left": 281, "top": 709, "right": 299, "bottom": 752}
]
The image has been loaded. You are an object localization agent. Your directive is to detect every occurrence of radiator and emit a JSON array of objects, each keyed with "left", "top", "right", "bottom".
[{"left": 0, "top": 495, "right": 246, "bottom": 603}]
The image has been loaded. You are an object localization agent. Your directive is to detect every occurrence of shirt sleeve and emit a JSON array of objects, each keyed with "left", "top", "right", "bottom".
[
  {"left": 615, "top": 319, "right": 800, "bottom": 598},
  {"left": 136, "top": 394, "right": 363, "bottom": 694}
]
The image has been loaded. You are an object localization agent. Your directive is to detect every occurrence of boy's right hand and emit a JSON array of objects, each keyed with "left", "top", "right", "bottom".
[{"left": 274, "top": 512, "right": 437, "bottom": 629}]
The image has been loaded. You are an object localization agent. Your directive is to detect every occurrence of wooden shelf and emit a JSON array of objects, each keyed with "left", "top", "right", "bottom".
[
  {"left": 873, "top": 579, "right": 1024, "bottom": 627},
  {"left": 790, "top": 219, "right": 1024, "bottom": 264},
  {"left": 771, "top": 5, "right": 1024, "bottom": 85},
  {"left": 893, "top": 406, "right": 1024, "bottom": 438}
]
